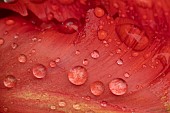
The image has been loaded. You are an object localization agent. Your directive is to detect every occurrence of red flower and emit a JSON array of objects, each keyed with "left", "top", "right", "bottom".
[{"left": 0, "top": 0, "right": 170, "bottom": 113}]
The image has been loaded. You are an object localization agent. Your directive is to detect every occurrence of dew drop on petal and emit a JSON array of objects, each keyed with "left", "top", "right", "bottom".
[
  {"left": 55, "top": 57, "right": 61, "bottom": 63},
  {"left": 50, "top": 105, "right": 56, "bottom": 110},
  {"left": 90, "top": 81, "right": 104, "bottom": 96},
  {"left": 3, "top": 75, "right": 17, "bottom": 88},
  {"left": 75, "top": 50, "right": 80, "bottom": 55},
  {"left": 116, "top": 59, "right": 123, "bottom": 65},
  {"left": 49, "top": 61, "right": 57, "bottom": 68},
  {"left": 0, "top": 38, "right": 5, "bottom": 45},
  {"left": 18, "top": 54, "right": 27, "bottom": 63},
  {"left": 3, "top": 0, "right": 18, "bottom": 3},
  {"left": 83, "top": 59, "right": 89, "bottom": 66},
  {"left": 11, "top": 43, "right": 18, "bottom": 49},
  {"left": 97, "top": 29, "right": 108, "bottom": 40},
  {"left": 109, "top": 78, "right": 128, "bottom": 95},
  {"left": 94, "top": 7, "right": 105, "bottom": 18},
  {"left": 5, "top": 19, "right": 15, "bottom": 25},
  {"left": 68, "top": 66, "right": 88, "bottom": 85},
  {"left": 91, "top": 50, "right": 100, "bottom": 59},
  {"left": 32, "top": 64, "right": 47, "bottom": 78},
  {"left": 73, "top": 103, "right": 81, "bottom": 110},
  {"left": 124, "top": 72, "right": 130, "bottom": 78},
  {"left": 100, "top": 101, "right": 107, "bottom": 107},
  {"left": 58, "top": 100, "right": 66, "bottom": 107},
  {"left": 116, "top": 48, "right": 122, "bottom": 54}
]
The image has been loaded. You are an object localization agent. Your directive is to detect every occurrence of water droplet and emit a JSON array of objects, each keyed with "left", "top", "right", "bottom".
[
  {"left": 91, "top": 50, "right": 100, "bottom": 59},
  {"left": 14, "top": 34, "right": 19, "bottom": 39},
  {"left": 47, "top": 13, "right": 54, "bottom": 21},
  {"left": 0, "top": 38, "right": 5, "bottom": 45},
  {"left": 131, "top": 52, "right": 139, "bottom": 57},
  {"left": 32, "top": 37, "right": 37, "bottom": 42},
  {"left": 83, "top": 59, "right": 89, "bottom": 66},
  {"left": 100, "top": 101, "right": 107, "bottom": 107},
  {"left": 124, "top": 72, "right": 130, "bottom": 78},
  {"left": 73, "top": 103, "right": 81, "bottom": 110},
  {"left": 3, "top": 0, "right": 18, "bottom": 3},
  {"left": 94, "top": 7, "right": 105, "bottom": 18},
  {"left": 116, "top": 59, "right": 123, "bottom": 65},
  {"left": 116, "top": 48, "right": 122, "bottom": 54},
  {"left": 97, "top": 29, "right": 108, "bottom": 40},
  {"left": 5, "top": 19, "right": 15, "bottom": 25},
  {"left": 68, "top": 66, "right": 88, "bottom": 85},
  {"left": 58, "top": 100, "right": 66, "bottom": 107},
  {"left": 50, "top": 105, "right": 56, "bottom": 110},
  {"left": 32, "top": 64, "right": 47, "bottom": 78},
  {"left": 55, "top": 57, "right": 61, "bottom": 63},
  {"left": 3, "top": 107, "right": 8, "bottom": 112},
  {"left": 109, "top": 78, "right": 128, "bottom": 95},
  {"left": 3, "top": 75, "right": 17, "bottom": 88},
  {"left": 49, "top": 61, "right": 57, "bottom": 68},
  {"left": 90, "top": 81, "right": 104, "bottom": 96},
  {"left": 75, "top": 50, "right": 80, "bottom": 55},
  {"left": 57, "top": 18, "right": 80, "bottom": 34},
  {"left": 11, "top": 43, "right": 18, "bottom": 49},
  {"left": 18, "top": 54, "right": 27, "bottom": 63},
  {"left": 116, "top": 24, "right": 149, "bottom": 51}
]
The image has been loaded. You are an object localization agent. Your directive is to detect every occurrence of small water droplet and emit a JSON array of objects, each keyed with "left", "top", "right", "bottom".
[
  {"left": 132, "top": 52, "right": 139, "bottom": 57},
  {"left": 75, "top": 50, "right": 80, "bottom": 55},
  {"left": 3, "top": 107, "right": 8, "bottom": 112},
  {"left": 55, "top": 57, "right": 61, "bottom": 63},
  {"left": 49, "top": 61, "right": 57, "bottom": 68},
  {"left": 11, "top": 43, "right": 18, "bottom": 49},
  {"left": 14, "top": 34, "right": 19, "bottom": 39},
  {"left": 50, "top": 105, "right": 56, "bottom": 110},
  {"left": 116, "top": 48, "right": 122, "bottom": 54},
  {"left": 116, "top": 59, "right": 123, "bottom": 65},
  {"left": 68, "top": 66, "right": 88, "bottom": 85},
  {"left": 100, "top": 101, "right": 107, "bottom": 107},
  {"left": 18, "top": 54, "right": 27, "bottom": 63},
  {"left": 3, "top": 0, "right": 18, "bottom": 4},
  {"left": 90, "top": 81, "right": 104, "bottom": 96},
  {"left": 3, "top": 75, "right": 17, "bottom": 88},
  {"left": 58, "top": 100, "right": 66, "bottom": 107},
  {"left": 109, "top": 78, "right": 128, "bottom": 95},
  {"left": 124, "top": 72, "right": 130, "bottom": 78},
  {"left": 73, "top": 103, "right": 81, "bottom": 110},
  {"left": 91, "top": 50, "right": 100, "bottom": 59},
  {"left": 0, "top": 38, "right": 5, "bottom": 45},
  {"left": 83, "top": 59, "right": 89, "bottom": 66},
  {"left": 32, "top": 64, "right": 47, "bottom": 78},
  {"left": 5, "top": 19, "right": 15, "bottom": 25},
  {"left": 97, "top": 29, "right": 108, "bottom": 40},
  {"left": 32, "top": 37, "right": 37, "bottom": 42},
  {"left": 94, "top": 7, "right": 105, "bottom": 18}
]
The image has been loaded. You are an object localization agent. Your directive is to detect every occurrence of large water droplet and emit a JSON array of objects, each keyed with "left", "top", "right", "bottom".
[
  {"left": 116, "top": 24, "right": 149, "bottom": 51},
  {"left": 58, "top": 100, "right": 66, "bottom": 107},
  {"left": 18, "top": 54, "right": 27, "bottom": 63},
  {"left": 68, "top": 66, "right": 88, "bottom": 85},
  {"left": 94, "top": 7, "right": 105, "bottom": 18},
  {"left": 91, "top": 50, "right": 100, "bottom": 59},
  {"left": 32, "top": 64, "right": 47, "bottom": 78},
  {"left": 83, "top": 59, "right": 89, "bottom": 66},
  {"left": 0, "top": 38, "right": 5, "bottom": 45},
  {"left": 97, "top": 29, "right": 108, "bottom": 40},
  {"left": 90, "top": 81, "right": 104, "bottom": 96},
  {"left": 3, "top": 0, "right": 18, "bottom": 3},
  {"left": 3, "top": 75, "right": 17, "bottom": 88},
  {"left": 109, "top": 78, "right": 128, "bottom": 95}
]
